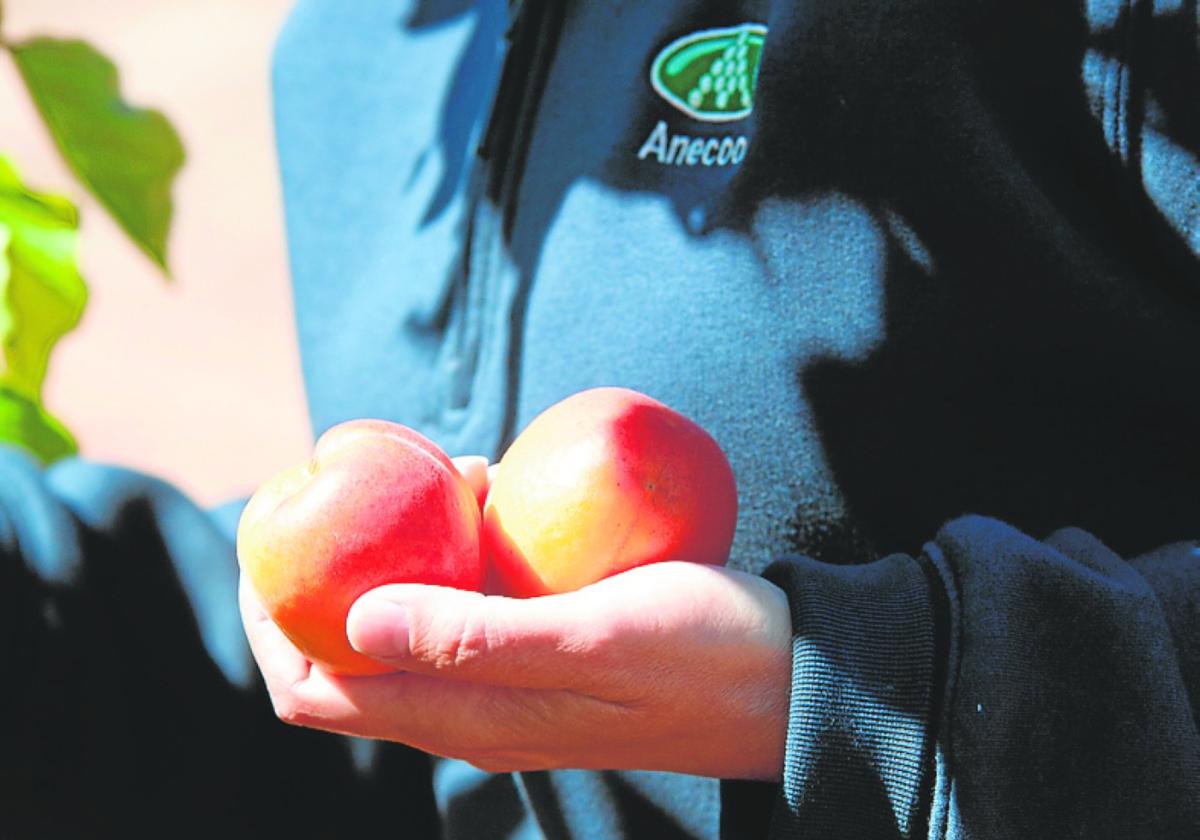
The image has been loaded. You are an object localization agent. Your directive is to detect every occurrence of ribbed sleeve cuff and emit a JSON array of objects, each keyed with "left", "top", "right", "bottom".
[{"left": 724, "top": 552, "right": 942, "bottom": 839}]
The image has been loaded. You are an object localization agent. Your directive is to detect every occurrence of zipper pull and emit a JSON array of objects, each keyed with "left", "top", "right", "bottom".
[{"left": 477, "top": 0, "right": 539, "bottom": 162}]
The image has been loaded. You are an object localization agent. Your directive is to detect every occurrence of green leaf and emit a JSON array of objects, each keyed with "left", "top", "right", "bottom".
[
  {"left": 0, "top": 385, "right": 77, "bottom": 463},
  {"left": 0, "top": 155, "right": 84, "bottom": 463},
  {"left": 9, "top": 37, "right": 184, "bottom": 272},
  {"left": 0, "top": 156, "right": 87, "bottom": 403}
]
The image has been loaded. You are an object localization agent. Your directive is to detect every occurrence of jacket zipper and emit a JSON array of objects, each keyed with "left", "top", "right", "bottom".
[
  {"left": 477, "top": 0, "right": 562, "bottom": 229},
  {"left": 445, "top": 0, "right": 563, "bottom": 446}
]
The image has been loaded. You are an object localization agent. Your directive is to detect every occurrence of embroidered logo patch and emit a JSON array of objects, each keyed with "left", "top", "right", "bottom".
[{"left": 650, "top": 23, "right": 767, "bottom": 123}]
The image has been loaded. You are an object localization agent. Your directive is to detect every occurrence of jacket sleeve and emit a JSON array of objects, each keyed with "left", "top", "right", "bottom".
[
  {"left": 723, "top": 515, "right": 1200, "bottom": 839},
  {"left": 0, "top": 445, "right": 439, "bottom": 837}
]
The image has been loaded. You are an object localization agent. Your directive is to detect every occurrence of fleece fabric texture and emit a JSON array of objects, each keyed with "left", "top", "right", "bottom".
[{"left": 3, "top": 0, "right": 1198, "bottom": 837}]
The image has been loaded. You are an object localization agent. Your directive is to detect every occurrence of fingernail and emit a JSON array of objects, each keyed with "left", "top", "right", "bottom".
[{"left": 349, "top": 598, "right": 410, "bottom": 659}]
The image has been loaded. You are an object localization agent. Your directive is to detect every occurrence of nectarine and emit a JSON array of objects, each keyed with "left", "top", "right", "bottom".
[
  {"left": 237, "top": 419, "right": 484, "bottom": 675},
  {"left": 483, "top": 387, "right": 738, "bottom": 596}
]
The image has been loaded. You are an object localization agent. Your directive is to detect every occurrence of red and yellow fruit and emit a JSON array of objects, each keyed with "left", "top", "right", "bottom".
[
  {"left": 237, "top": 419, "right": 483, "bottom": 675},
  {"left": 483, "top": 387, "right": 738, "bottom": 597}
]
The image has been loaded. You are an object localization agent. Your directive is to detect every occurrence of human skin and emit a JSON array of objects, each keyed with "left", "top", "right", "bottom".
[{"left": 239, "top": 455, "right": 792, "bottom": 781}]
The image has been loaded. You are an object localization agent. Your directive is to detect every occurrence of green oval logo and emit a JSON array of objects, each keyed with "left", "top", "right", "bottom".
[{"left": 650, "top": 23, "right": 768, "bottom": 123}]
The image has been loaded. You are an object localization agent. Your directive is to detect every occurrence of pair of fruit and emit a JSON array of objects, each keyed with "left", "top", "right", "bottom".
[{"left": 237, "top": 387, "right": 738, "bottom": 675}]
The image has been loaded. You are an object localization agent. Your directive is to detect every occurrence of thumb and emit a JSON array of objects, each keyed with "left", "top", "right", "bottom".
[{"left": 346, "top": 584, "right": 606, "bottom": 690}]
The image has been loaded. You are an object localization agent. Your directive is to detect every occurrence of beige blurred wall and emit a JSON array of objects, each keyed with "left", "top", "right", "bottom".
[{"left": 0, "top": 0, "right": 311, "bottom": 506}]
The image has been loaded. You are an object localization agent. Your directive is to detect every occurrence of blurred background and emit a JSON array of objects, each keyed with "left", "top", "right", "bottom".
[{"left": 0, "top": 0, "right": 311, "bottom": 505}]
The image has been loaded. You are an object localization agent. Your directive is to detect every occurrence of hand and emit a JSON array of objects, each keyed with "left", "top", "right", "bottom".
[{"left": 239, "top": 457, "right": 792, "bottom": 781}]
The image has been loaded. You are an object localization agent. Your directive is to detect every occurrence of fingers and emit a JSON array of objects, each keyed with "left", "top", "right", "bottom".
[
  {"left": 345, "top": 583, "right": 610, "bottom": 690},
  {"left": 243, "top": 562, "right": 792, "bottom": 778},
  {"left": 270, "top": 664, "right": 632, "bottom": 769},
  {"left": 238, "top": 573, "right": 311, "bottom": 698},
  {"left": 240, "top": 573, "right": 634, "bottom": 766},
  {"left": 451, "top": 454, "right": 490, "bottom": 509}
]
